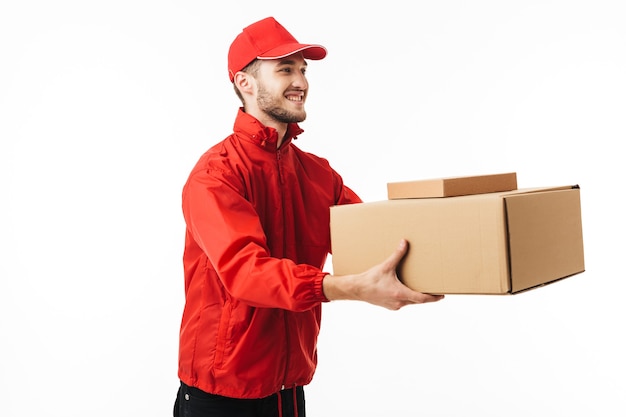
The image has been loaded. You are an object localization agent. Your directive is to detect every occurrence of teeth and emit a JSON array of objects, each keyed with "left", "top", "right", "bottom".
[{"left": 286, "top": 92, "right": 304, "bottom": 102}]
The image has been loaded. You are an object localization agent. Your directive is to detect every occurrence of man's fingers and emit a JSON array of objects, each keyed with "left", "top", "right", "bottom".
[{"left": 383, "top": 239, "right": 409, "bottom": 270}]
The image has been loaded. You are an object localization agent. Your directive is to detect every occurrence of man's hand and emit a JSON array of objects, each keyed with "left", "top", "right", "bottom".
[{"left": 323, "top": 239, "right": 445, "bottom": 310}]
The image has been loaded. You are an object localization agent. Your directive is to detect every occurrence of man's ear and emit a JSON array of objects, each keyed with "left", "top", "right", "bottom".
[{"left": 233, "top": 71, "right": 255, "bottom": 95}]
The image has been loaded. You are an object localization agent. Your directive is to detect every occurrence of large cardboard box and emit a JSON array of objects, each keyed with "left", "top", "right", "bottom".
[
  {"left": 330, "top": 186, "right": 585, "bottom": 294},
  {"left": 387, "top": 172, "right": 518, "bottom": 199}
]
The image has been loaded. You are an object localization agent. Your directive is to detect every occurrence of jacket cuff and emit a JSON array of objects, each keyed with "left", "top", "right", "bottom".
[{"left": 314, "top": 272, "right": 331, "bottom": 303}]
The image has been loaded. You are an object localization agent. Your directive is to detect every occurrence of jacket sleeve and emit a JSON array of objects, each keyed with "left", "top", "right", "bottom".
[
  {"left": 182, "top": 162, "right": 329, "bottom": 312},
  {"left": 336, "top": 183, "right": 362, "bottom": 205}
]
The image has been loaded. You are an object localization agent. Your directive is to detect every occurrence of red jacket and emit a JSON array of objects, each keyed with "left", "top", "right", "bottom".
[{"left": 178, "top": 109, "right": 361, "bottom": 399}]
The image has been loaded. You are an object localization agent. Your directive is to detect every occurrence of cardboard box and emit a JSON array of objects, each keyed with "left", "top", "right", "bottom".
[
  {"left": 331, "top": 186, "right": 584, "bottom": 294},
  {"left": 387, "top": 172, "right": 518, "bottom": 199}
]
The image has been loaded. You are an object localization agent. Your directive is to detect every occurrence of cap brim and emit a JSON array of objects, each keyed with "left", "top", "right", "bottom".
[{"left": 257, "top": 43, "right": 327, "bottom": 61}]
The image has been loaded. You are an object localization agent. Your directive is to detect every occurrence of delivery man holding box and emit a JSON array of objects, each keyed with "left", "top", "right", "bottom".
[{"left": 174, "top": 16, "right": 444, "bottom": 417}]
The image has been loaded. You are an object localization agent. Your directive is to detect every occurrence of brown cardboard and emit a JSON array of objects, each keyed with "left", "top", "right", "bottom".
[
  {"left": 330, "top": 186, "right": 584, "bottom": 294},
  {"left": 387, "top": 172, "right": 518, "bottom": 199}
]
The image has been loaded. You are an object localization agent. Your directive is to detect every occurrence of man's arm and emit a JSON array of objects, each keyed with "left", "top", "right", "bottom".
[{"left": 322, "top": 239, "right": 445, "bottom": 310}]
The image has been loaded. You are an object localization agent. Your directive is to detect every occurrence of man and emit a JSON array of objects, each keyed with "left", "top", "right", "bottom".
[{"left": 174, "top": 16, "right": 444, "bottom": 417}]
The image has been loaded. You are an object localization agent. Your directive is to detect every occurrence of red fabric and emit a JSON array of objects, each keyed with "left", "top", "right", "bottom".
[
  {"left": 177, "top": 109, "right": 361, "bottom": 399},
  {"left": 227, "top": 17, "right": 326, "bottom": 81}
]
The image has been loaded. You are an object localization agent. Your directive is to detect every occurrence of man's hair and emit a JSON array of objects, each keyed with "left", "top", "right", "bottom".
[{"left": 233, "top": 59, "right": 261, "bottom": 106}]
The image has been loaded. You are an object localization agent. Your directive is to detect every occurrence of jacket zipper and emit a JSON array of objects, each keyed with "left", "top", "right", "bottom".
[
  {"left": 282, "top": 310, "right": 290, "bottom": 391},
  {"left": 276, "top": 148, "right": 283, "bottom": 185},
  {"left": 277, "top": 147, "right": 290, "bottom": 390}
]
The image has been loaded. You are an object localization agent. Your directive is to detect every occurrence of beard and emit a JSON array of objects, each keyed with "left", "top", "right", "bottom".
[{"left": 256, "top": 85, "right": 306, "bottom": 124}]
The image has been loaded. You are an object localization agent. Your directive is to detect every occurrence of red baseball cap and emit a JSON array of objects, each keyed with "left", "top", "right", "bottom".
[{"left": 227, "top": 17, "right": 327, "bottom": 82}]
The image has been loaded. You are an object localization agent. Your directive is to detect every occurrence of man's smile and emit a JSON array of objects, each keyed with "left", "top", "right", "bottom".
[{"left": 285, "top": 91, "right": 305, "bottom": 102}]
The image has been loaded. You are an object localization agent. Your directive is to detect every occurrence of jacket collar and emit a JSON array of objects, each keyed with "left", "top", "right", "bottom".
[{"left": 233, "top": 108, "right": 304, "bottom": 150}]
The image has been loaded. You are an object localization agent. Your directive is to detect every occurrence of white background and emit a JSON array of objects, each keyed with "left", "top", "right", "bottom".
[{"left": 1, "top": 1, "right": 624, "bottom": 416}]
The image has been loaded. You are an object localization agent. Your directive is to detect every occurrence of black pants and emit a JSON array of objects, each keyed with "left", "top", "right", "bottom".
[{"left": 174, "top": 381, "right": 306, "bottom": 417}]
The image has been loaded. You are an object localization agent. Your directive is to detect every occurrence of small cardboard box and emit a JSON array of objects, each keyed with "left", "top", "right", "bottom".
[
  {"left": 331, "top": 186, "right": 584, "bottom": 294},
  {"left": 387, "top": 172, "right": 518, "bottom": 199}
]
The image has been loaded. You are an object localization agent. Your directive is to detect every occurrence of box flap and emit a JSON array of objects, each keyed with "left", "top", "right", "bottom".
[
  {"left": 501, "top": 185, "right": 578, "bottom": 196},
  {"left": 505, "top": 187, "right": 585, "bottom": 293}
]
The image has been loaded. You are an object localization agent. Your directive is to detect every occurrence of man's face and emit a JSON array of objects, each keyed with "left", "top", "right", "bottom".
[{"left": 254, "top": 53, "right": 309, "bottom": 124}]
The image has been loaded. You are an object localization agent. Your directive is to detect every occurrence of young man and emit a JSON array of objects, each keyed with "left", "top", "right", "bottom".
[{"left": 174, "top": 16, "right": 444, "bottom": 417}]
